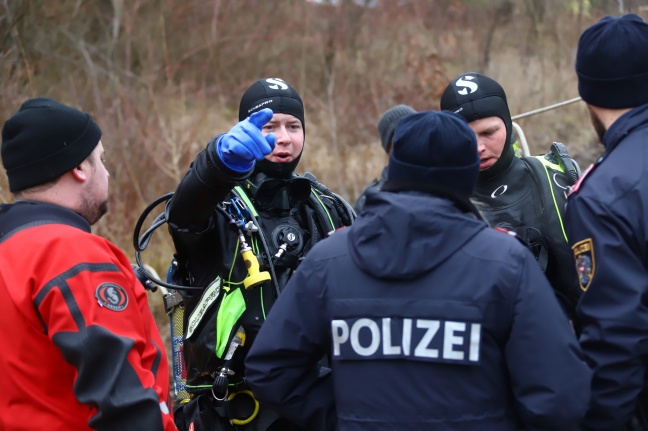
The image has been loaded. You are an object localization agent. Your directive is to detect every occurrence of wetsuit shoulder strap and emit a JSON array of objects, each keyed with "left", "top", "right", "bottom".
[{"left": 521, "top": 155, "right": 569, "bottom": 243}]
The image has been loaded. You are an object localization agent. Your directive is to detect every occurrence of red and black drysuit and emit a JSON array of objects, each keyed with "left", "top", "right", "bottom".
[{"left": 0, "top": 200, "right": 175, "bottom": 431}]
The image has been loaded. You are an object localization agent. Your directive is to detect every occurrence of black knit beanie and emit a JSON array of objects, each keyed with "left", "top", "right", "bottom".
[
  {"left": 440, "top": 73, "right": 513, "bottom": 179},
  {"left": 383, "top": 110, "right": 479, "bottom": 199},
  {"left": 377, "top": 105, "right": 417, "bottom": 153},
  {"left": 1, "top": 97, "right": 102, "bottom": 192},
  {"left": 577, "top": 14, "right": 648, "bottom": 109},
  {"left": 238, "top": 78, "right": 305, "bottom": 178}
]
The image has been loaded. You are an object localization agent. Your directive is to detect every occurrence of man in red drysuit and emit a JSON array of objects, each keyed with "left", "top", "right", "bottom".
[{"left": 0, "top": 97, "right": 176, "bottom": 430}]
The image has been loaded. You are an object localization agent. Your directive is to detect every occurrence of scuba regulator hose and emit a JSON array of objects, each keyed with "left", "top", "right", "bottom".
[{"left": 304, "top": 172, "right": 357, "bottom": 225}]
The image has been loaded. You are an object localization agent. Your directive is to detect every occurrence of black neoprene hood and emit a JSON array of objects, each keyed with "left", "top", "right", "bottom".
[
  {"left": 238, "top": 78, "right": 305, "bottom": 130},
  {"left": 440, "top": 73, "right": 514, "bottom": 180}
]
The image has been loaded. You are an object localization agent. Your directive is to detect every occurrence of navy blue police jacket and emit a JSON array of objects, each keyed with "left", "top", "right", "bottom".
[
  {"left": 245, "top": 188, "right": 590, "bottom": 431},
  {"left": 565, "top": 103, "right": 648, "bottom": 430}
]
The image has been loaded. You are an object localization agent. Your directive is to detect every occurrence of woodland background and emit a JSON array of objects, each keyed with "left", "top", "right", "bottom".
[{"left": 2, "top": 0, "right": 646, "bottom": 355}]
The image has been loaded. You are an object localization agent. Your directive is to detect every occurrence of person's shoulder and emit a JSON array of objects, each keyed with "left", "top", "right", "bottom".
[
  {"left": 12, "top": 222, "right": 121, "bottom": 269},
  {"left": 456, "top": 227, "right": 539, "bottom": 292},
  {"left": 519, "top": 152, "right": 561, "bottom": 174},
  {"left": 575, "top": 141, "right": 645, "bottom": 197},
  {"left": 303, "top": 226, "right": 351, "bottom": 263},
  {"left": 48, "top": 225, "right": 116, "bottom": 252},
  {"left": 519, "top": 144, "right": 580, "bottom": 180},
  {"left": 301, "top": 172, "right": 345, "bottom": 194},
  {"left": 465, "top": 226, "right": 531, "bottom": 260},
  {"left": 303, "top": 172, "right": 356, "bottom": 225},
  {"left": 479, "top": 225, "right": 528, "bottom": 244},
  {"left": 353, "top": 179, "right": 380, "bottom": 211}
]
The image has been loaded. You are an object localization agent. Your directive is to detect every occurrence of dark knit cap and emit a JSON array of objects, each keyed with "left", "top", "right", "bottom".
[
  {"left": 384, "top": 110, "right": 479, "bottom": 199},
  {"left": 377, "top": 104, "right": 417, "bottom": 153},
  {"left": 576, "top": 14, "right": 648, "bottom": 109},
  {"left": 238, "top": 78, "right": 305, "bottom": 129},
  {"left": 1, "top": 97, "right": 102, "bottom": 192}
]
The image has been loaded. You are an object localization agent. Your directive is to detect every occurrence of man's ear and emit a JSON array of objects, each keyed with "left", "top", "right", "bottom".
[{"left": 71, "top": 164, "right": 88, "bottom": 182}]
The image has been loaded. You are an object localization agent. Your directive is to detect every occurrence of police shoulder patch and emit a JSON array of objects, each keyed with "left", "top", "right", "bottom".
[
  {"left": 572, "top": 238, "right": 595, "bottom": 292},
  {"left": 96, "top": 282, "right": 129, "bottom": 311}
]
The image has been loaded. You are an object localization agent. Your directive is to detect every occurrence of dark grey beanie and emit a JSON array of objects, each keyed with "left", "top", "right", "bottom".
[
  {"left": 1, "top": 97, "right": 102, "bottom": 192},
  {"left": 377, "top": 105, "right": 417, "bottom": 153}
]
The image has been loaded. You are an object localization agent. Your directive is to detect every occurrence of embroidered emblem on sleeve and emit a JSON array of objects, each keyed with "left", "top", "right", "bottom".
[
  {"left": 572, "top": 238, "right": 595, "bottom": 291},
  {"left": 95, "top": 282, "right": 129, "bottom": 311}
]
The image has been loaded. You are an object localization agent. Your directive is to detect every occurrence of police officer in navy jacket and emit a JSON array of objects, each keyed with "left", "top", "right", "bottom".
[
  {"left": 566, "top": 14, "right": 648, "bottom": 430},
  {"left": 245, "top": 110, "right": 591, "bottom": 431}
]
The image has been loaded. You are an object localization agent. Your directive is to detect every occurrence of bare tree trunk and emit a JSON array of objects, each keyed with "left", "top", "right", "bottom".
[
  {"left": 2, "top": 0, "right": 35, "bottom": 95},
  {"left": 480, "top": 1, "right": 513, "bottom": 71}
]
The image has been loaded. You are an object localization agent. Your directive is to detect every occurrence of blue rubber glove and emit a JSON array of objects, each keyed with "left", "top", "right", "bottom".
[{"left": 216, "top": 108, "right": 276, "bottom": 172}]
